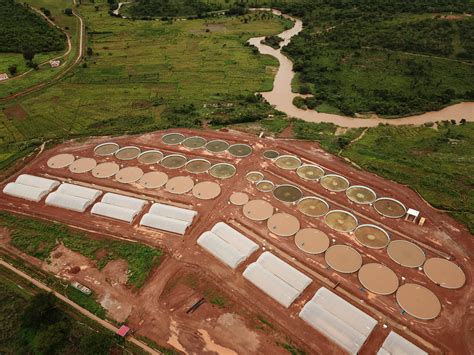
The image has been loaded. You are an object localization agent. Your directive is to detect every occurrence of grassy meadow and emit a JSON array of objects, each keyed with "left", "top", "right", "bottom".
[{"left": 0, "top": 1, "right": 286, "bottom": 168}]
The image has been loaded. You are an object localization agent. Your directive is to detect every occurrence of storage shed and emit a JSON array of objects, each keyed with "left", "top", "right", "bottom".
[
  {"left": 101, "top": 193, "right": 146, "bottom": 211},
  {"left": 377, "top": 331, "right": 427, "bottom": 355},
  {"left": 243, "top": 252, "right": 311, "bottom": 308},
  {"left": 91, "top": 203, "right": 138, "bottom": 223},
  {"left": 57, "top": 183, "right": 102, "bottom": 200},
  {"left": 16, "top": 174, "right": 59, "bottom": 192},
  {"left": 299, "top": 287, "right": 377, "bottom": 354},
  {"left": 197, "top": 222, "right": 258, "bottom": 269},
  {"left": 149, "top": 203, "right": 197, "bottom": 223},
  {"left": 46, "top": 192, "right": 92, "bottom": 212},
  {"left": 3, "top": 182, "right": 49, "bottom": 202},
  {"left": 243, "top": 263, "right": 301, "bottom": 308},
  {"left": 140, "top": 214, "right": 190, "bottom": 235},
  {"left": 257, "top": 252, "right": 311, "bottom": 292},
  {"left": 197, "top": 231, "right": 246, "bottom": 269},
  {"left": 211, "top": 222, "right": 259, "bottom": 256}
]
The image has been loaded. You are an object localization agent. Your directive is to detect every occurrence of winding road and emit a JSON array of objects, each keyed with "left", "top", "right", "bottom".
[
  {"left": 0, "top": 0, "right": 85, "bottom": 103},
  {"left": 249, "top": 9, "right": 474, "bottom": 127},
  {"left": 3, "top": 7, "right": 73, "bottom": 82}
]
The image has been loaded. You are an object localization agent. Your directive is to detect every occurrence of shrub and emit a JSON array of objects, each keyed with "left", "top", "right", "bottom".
[{"left": 8, "top": 65, "right": 17, "bottom": 75}]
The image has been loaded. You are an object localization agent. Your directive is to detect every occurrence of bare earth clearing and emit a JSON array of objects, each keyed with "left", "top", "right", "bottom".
[{"left": 0, "top": 128, "right": 472, "bottom": 354}]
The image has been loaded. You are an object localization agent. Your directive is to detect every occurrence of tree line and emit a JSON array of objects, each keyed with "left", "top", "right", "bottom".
[
  {"left": 272, "top": 0, "right": 474, "bottom": 116},
  {"left": 0, "top": 0, "right": 66, "bottom": 54}
]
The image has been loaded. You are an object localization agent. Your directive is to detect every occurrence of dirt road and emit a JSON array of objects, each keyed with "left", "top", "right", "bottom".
[
  {"left": 3, "top": 7, "right": 73, "bottom": 82},
  {"left": 0, "top": 0, "right": 85, "bottom": 103}
]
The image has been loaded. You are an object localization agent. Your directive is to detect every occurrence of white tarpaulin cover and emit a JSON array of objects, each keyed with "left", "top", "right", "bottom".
[
  {"left": 91, "top": 202, "right": 138, "bottom": 223},
  {"left": 311, "top": 287, "right": 376, "bottom": 337},
  {"left": 257, "top": 252, "right": 312, "bottom": 292},
  {"left": 299, "top": 302, "right": 367, "bottom": 354},
  {"left": 45, "top": 192, "right": 92, "bottom": 212},
  {"left": 197, "top": 231, "right": 246, "bottom": 269},
  {"left": 101, "top": 193, "right": 146, "bottom": 212},
  {"left": 299, "top": 287, "right": 377, "bottom": 354},
  {"left": 57, "top": 183, "right": 102, "bottom": 201},
  {"left": 243, "top": 263, "right": 301, "bottom": 308},
  {"left": 197, "top": 223, "right": 258, "bottom": 268},
  {"left": 377, "top": 331, "right": 427, "bottom": 355},
  {"left": 149, "top": 203, "right": 197, "bottom": 223},
  {"left": 140, "top": 214, "right": 190, "bottom": 235},
  {"left": 211, "top": 222, "right": 258, "bottom": 257},
  {"left": 16, "top": 174, "right": 59, "bottom": 191},
  {"left": 3, "top": 182, "right": 48, "bottom": 202}
]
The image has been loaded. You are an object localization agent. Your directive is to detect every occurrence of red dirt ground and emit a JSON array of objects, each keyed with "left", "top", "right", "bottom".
[{"left": 0, "top": 128, "right": 472, "bottom": 354}]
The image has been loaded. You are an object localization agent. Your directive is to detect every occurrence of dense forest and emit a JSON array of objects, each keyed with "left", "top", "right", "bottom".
[
  {"left": 277, "top": 0, "right": 474, "bottom": 116},
  {"left": 124, "top": 0, "right": 292, "bottom": 18},
  {"left": 0, "top": 0, "right": 65, "bottom": 54},
  {"left": 126, "top": 0, "right": 220, "bottom": 17},
  {"left": 0, "top": 289, "right": 116, "bottom": 354}
]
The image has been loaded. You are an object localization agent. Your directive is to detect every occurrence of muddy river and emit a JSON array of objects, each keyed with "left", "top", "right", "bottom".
[{"left": 248, "top": 9, "right": 474, "bottom": 127}]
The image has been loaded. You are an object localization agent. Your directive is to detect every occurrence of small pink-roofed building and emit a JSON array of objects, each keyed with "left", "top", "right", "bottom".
[
  {"left": 117, "top": 325, "right": 130, "bottom": 337},
  {"left": 0, "top": 73, "right": 8, "bottom": 81},
  {"left": 50, "top": 59, "right": 61, "bottom": 68}
]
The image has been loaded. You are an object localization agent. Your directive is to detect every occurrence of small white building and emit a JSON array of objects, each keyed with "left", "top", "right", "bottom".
[
  {"left": 0, "top": 73, "right": 9, "bottom": 81},
  {"left": 405, "top": 208, "right": 420, "bottom": 223},
  {"left": 71, "top": 281, "right": 91, "bottom": 295},
  {"left": 50, "top": 60, "right": 61, "bottom": 68}
]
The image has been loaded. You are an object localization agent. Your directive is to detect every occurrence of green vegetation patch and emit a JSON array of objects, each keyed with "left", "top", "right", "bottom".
[
  {"left": 285, "top": 119, "right": 474, "bottom": 231},
  {"left": 260, "top": 117, "right": 290, "bottom": 133},
  {"left": 342, "top": 121, "right": 474, "bottom": 232},
  {"left": 0, "top": 271, "right": 119, "bottom": 355},
  {"left": 0, "top": 277, "right": 28, "bottom": 352},
  {"left": 65, "top": 286, "right": 106, "bottom": 319},
  {"left": 126, "top": 0, "right": 219, "bottom": 18},
  {"left": 293, "top": 120, "right": 364, "bottom": 153},
  {"left": 0, "top": 0, "right": 66, "bottom": 53},
  {"left": 277, "top": 340, "right": 306, "bottom": 355},
  {"left": 0, "top": 213, "right": 163, "bottom": 288},
  {"left": 256, "top": 315, "right": 275, "bottom": 329},
  {"left": 281, "top": 0, "right": 474, "bottom": 116},
  {"left": 204, "top": 288, "right": 228, "bottom": 308},
  {"left": 262, "top": 35, "right": 283, "bottom": 49},
  {"left": 0, "top": 0, "right": 79, "bottom": 94},
  {"left": 0, "top": 4, "right": 286, "bottom": 169}
]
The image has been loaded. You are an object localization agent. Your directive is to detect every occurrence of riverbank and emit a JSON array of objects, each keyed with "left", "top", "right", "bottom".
[{"left": 248, "top": 10, "right": 474, "bottom": 127}]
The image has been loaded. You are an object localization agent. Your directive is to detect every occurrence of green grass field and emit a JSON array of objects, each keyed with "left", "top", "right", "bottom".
[
  {"left": 0, "top": 212, "right": 163, "bottom": 289},
  {"left": 0, "top": 1, "right": 286, "bottom": 169},
  {"left": 0, "top": 51, "right": 62, "bottom": 77}
]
